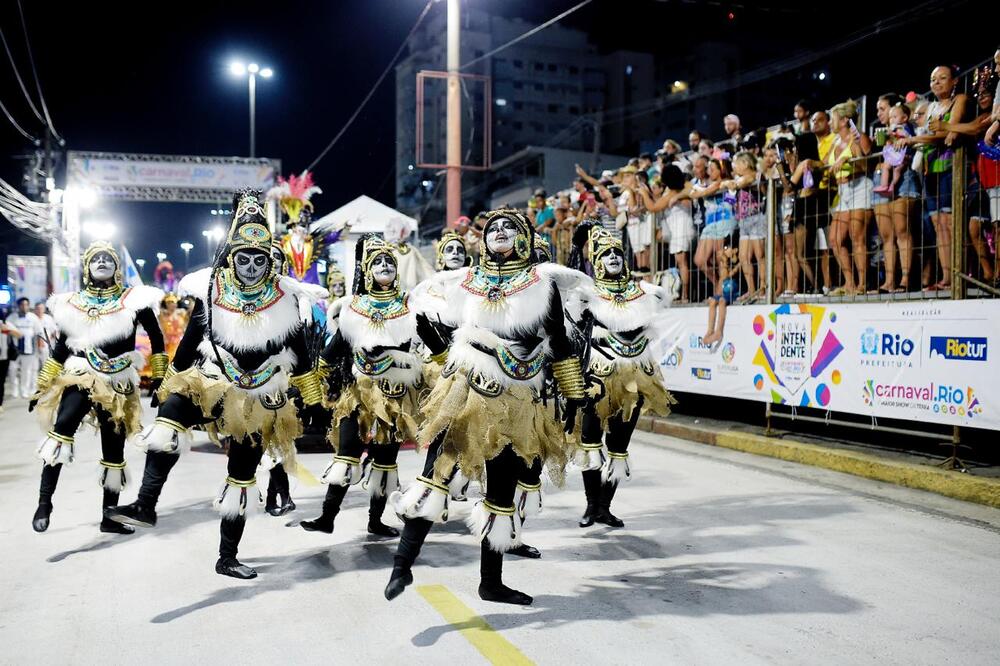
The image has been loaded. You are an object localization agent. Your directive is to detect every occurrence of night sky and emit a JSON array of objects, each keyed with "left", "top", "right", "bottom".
[{"left": 0, "top": 0, "right": 992, "bottom": 271}]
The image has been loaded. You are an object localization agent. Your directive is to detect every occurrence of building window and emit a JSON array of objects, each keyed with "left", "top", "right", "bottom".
[
  {"left": 569, "top": 65, "right": 579, "bottom": 75},
  {"left": 474, "top": 50, "right": 484, "bottom": 58},
  {"left": 548, "top": 103, "right": 559, "bottom": 113},
  {"left": 534, "top": 83, "right": 543, "bottom": 91},
  {"left": 513, "top": 81, "right": 523, "bottom": 90},
  {"left": 534, "top": 62, "right": 544, "bottom": 71},
  {"left": 514, "top": 102, "right": 524, "bottom": 110},
  {"left": 569, "top": 106, "right": 579, "bottom": 114},
  {"left": 513, "top": 59, "right": 523, "bottom": 68},
  {"left": 547, "top": 63, "right": 556, "bottom": 72},
  {"left": 513, "top": 121, "right": 523, "bottom": 130}
]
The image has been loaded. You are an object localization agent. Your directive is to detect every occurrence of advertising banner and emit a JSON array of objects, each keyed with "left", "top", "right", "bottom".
[
  {"left": 658, "top": 300, "right": 999, "bottom": 431},
  {"left": 6, "top": 255, "right": 48, "bottom": 305}
]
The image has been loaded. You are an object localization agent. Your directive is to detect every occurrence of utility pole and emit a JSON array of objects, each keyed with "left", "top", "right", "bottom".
[{"left": 445, "top": 0, "right": 462, "bottom": 226}]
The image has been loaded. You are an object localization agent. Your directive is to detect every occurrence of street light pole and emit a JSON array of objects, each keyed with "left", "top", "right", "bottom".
[
  {"left": 180, "top": 242, "right": 194, "bottom": 271},
  {"left": 248, "top": 66, "right": 257, "bottom": 158},
  {"left": 445, "top": 0, "right": 462, "bottom": 226}
]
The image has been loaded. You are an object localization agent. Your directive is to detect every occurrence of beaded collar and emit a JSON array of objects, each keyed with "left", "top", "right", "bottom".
[
  {"left": 213, "top": 270, "right": 284, "bottom": 317},
  {"left": 69, "top": 286, "right": 131, "bottom": 320},
  {"left": 349, "top": 292, "right": 409, "bottom": 329},
  {"left": 594, "top": 278, "right": 642, "bottom": 307},
  {"left": 461, "top": 265, "right": 539, "bottom": 309}
]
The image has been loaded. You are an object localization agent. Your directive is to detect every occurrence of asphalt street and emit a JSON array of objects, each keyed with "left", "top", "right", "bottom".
[{"left": 1, "top": 395, "right": 998, "bottom": 665}]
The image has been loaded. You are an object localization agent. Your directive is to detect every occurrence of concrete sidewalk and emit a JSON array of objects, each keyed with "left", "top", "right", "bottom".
[{"left": 1, "top": 396, "right": 999, "bottom": 665}]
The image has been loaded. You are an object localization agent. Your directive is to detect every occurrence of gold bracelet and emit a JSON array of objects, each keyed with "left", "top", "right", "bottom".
[
  {"left": 551, "top": 357, "right": 585, "bottom": 399},
  {"left": 148, "top": 353, "right": 169, "bottom": 380},
  {"left": 36, "top": 357, "right": 64, "bottom": 391},
  {"left": 316, "top": 357, "right": 331, "bottom": 380},
  {"left": 289, "top": 369, "right": 324, "bottom": 406}
]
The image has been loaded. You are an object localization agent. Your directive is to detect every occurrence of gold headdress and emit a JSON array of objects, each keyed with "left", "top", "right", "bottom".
[
  {"left": 82, "top": 240, "right": 123, "bottom": 292},
  {"left": 222, "top": 189, "right": 274, "bottom": 289},
  {"left": 435, "top": 230, "right": 469, "bottom": 270},
  {"left": 479, "top": 208, "right": 533, "bottom": 272},
  {"left": 588, "top": 226, "right": 629, "bottom": 283},
  {"left": 357, "top": 235, "right": 398, "bottom": 295}
]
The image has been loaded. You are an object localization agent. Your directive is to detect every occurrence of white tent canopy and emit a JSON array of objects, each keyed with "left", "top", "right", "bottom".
[{"left": 312, "top": 194, "right": 416, "bottom": 237}]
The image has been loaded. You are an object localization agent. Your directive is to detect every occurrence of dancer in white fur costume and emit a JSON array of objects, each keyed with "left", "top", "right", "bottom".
[
  {"left": 106, "top": 190, "right": 324, "bottom": 580},
  {"left": 300, "top": 234, "right": 448, "bottom": 538},
  {"left": 567, "top": 222, "right": 676, "bottom": 528},
  {"left": 29, "top": 241, "right": 166, "bottom": 535},
  {"left": 385, "top": 209, "right": 588, "bottom": 606}
]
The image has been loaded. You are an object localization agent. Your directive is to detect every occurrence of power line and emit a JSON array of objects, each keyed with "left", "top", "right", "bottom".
[
  {"left": 0, "top": 22, "right": 44, "bottom": 125},
  {"left": 0, "top": 95, "right": 38, "bottom": 143},
  {"left": 306, "top": 0, "right": 434, "bottom": 172},
  {"left": 16, "top": 0, "right": 62, "bottom": 142},
  {"left": 461, "top": 0, "right": 594, "bottom": 71}
]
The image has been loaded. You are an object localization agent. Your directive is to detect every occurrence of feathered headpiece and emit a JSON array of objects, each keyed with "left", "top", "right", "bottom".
[{"left": 266, "top": 170, "right": 322, "bottom": 226}]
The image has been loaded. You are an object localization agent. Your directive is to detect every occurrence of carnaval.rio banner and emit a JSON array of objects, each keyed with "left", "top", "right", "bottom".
[{"left": 656, "top": 299, "right": 1000, "bottom": 431}]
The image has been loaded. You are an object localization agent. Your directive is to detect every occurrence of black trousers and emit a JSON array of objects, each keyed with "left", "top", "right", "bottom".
[
  {"left": 0, "top": 359, "right": 8, "bottom": 406},
  {"left": 337, "top": 408, "right": 401, "bottom": 468},
  {"left": 53, "top": 385, "right": 126, "bottom": 466},
  {"left": 580, "top": 396, "right": 644, "bottom": 456}
]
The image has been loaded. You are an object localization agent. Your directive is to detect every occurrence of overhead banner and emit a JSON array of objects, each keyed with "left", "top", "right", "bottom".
[
  {"left": 658, "top": 300, "right": 999, "bottom": 431},
  {"left": 66, "top": 151, "right": 279, "bottom": 203}
]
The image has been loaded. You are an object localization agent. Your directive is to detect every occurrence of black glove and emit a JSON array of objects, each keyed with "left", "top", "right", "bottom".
[
  {"left": 415, "top": 312, "right": 447, "bottom": 356},
  {"left": 563, "top": 398, "right": 586, "bottom": 434}
]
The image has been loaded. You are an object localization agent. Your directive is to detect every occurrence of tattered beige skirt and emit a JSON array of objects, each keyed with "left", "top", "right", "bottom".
[
  {"left": 418, "top": 368, "right": 574, "bottom": 487},
  {"left": 327, "top": 375, "right": 425, "bottom": 452},
  {"left": 36, "top": 368, "right": 142, "bottom": 437},
  {"left": 592, "top": 361, "right": 676, "bottom": 431},
  {"left": 157, "top": 366, "right": 302, "bottom": 464}
]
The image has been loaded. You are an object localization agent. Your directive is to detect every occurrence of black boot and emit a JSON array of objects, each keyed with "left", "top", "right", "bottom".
[
  {"left": 595, "top": 482, "right": 624, "bottom": 527},
  {"left": 579, "top": 469, "right": 601, "bottom": 528},
  {"left": 100, "top": 489, "right": 134, "bottom": 535},
  {"left": 269, "top": 464, "right": 296, "bottom": 516},
  {"left": 265, "top": 476, "right": 279, "bottom": 515},
  {"left": 508, "top": 543, "right": 541, "bottom": 559},
  {"left": 300, "top": 484, "right": 348, "bottom": 533},
  {"left": 385, "top": 518, "right": 433, "bottom": 600},
  {"left": 367, "top": 495, "right": 399, "bottom": 537},
  {"left": 105, "top": 451, "right": 179, "bottom": 528},
  {"left": 32, "top": 464, "right": 62, "bottom": 533},
  {"left": 216, "top": 516, "right": 256, "bottom": 579},
  {"left": 478, "top": 542, "right": 533, "bottom": 605}
]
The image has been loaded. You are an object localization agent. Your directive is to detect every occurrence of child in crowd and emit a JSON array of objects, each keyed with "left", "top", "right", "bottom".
[
  {"left": 874, "top": 103, "right": 916, "bottom": 195},
  {"left": 703, "top": 244, "right": 740, "bottom": 345},
  {"left": 723, "top": 151, "right": 766, "bottom": 302}
]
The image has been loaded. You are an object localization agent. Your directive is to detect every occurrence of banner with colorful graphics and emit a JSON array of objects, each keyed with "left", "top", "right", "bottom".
[{"left": 657, "top": 300, "right": 999, "bottom": 431}]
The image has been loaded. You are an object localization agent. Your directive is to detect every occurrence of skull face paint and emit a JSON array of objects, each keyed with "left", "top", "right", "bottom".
[
  {"left": 233, "top": 249, "right": 269, "bottom": 287},
  {"left": 88, "top": 252, "right": 117, "bottom": 283},
  {"left": 600, "top": 248, "right": 625, "bottom": 277},
  {"left": 270, "top": 246, "right": 286, "bottom": 275},
  {"left": 442, "top": 239, "right": 467, "bottom": 269},
  {"left": 484, "top": 218, "right": 519, "bottom": 256},
  {"left": 329, "top": 281, "right": 346, "bottom": 298},
  {"left": 371, "top": 254, "right": 397, "bottom": 288}
]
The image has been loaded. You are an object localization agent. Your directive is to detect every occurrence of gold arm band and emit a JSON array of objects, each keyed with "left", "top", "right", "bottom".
[
  {"left": 429, "top": 350, "right": 448, "bottom": 364},
  {"left": 148, "top": 353, "right": 169, "bottom": 380},
  {"left": 289, "top": 369, "right": 324, "bottom": 406},
  {"left": 516, "top": 480, "right": 541, "bottom": 492},
  {"left": 99, "top": 460, "right": 127, "bottom": 469},
  {"left": 551, "top": 357, "right": 585, "bottom": 399},
  {"left": 224, "top": 476, "right": 257, "bottom": 488},
  {"left": 37, "top": 358, "right": 64, "bottom": 391},
  {"left": 416, "top": 475, "right": 450, "bottom": 494},
  {"left": 163, "top": 363, "right": 178, "bottom": 382},
  {"left": 482, "top": 500, "right": 516, "bottom": 516},
  {"left": 46, "top": 430, "right": 74, "bottom": 445},
  {"left": 316, "top": 357, "right": 331, "bottom": 380}
]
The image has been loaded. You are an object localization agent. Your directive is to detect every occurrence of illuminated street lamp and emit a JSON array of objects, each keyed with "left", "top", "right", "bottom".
[
  {"left": 156, "top": 252, "right": 167, "bottom": 263},
  {"left": 228, "top": 60, "right": 274, "bottom": 157},
  {"left": 82, "top": 221, "right": 116, "bottom": 240},
  {"left": 135, "top": 258, "right": 146, "bottom": 277},
  {"left": 202, "top": 226, "right": 225, "bottom": 262},
  {"left": 180, "top": 241, "right": 194, "bottom": 270}
]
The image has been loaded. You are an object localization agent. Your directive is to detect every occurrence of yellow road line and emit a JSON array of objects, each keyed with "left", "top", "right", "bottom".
[{"left": 417, "top": 584, "right": 535, "bottom": 666}]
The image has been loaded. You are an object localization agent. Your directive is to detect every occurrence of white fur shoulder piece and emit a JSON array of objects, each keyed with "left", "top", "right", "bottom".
[
  {"left": 535, "top": 263, "right": 589, "bottom": 293},
  {"left": 178, "top": 268, "right": 213, "bottom": 301},
  {"left": 122, "top": 284, "right": 165, "bottom": 313},
  {"left": 326, "top": 295, "right": 350, "bottom": 335}
]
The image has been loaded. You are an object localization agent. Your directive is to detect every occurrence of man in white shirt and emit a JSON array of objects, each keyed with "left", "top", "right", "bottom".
[{"left": 5, "top": 298, "right": 44, "bottom": 398}]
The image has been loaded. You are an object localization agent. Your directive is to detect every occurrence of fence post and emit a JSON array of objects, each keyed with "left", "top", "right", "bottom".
[
  {"left": 765, "top": 177, "right": 777, "bottom": 304},
  {"left": 951, "top": 146, "right": 966, "bottom": 300}
]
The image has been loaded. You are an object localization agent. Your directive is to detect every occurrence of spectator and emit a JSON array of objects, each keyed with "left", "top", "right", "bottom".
[
  {"left": 638, "top": 152, "right": 655, "bottom": 179},
  {"left": 932, "top": 66, "right": 1000, "bottom": 285},
  {"left": 639, "top": 165, "right": 695, "bottom": 302},
  {"left": 687, "top": 157, "right": 735, "bottom": 297},
  {"left": 688, "top": 130, "right": 705, "bottom": 153},
  {"left": 724, "top": 151, "right": 767, "bottom": 302},
  {"left": 5, "top": 297, "right": 43, "bottom": 399},
  {"left": 793, "top": 100, "right": 812, "bottom": 135},
  {"left": 0, "top": 315, "right": 23, "bottom": 412},
  {"left": 906, "top": 65, "right": 969, "bottom": 291},
  {"left": 607, "top": 165, "right": 651, "bottom": 275},
  {"left": 529, "top": 188, "right": 556, "bottom": 247},
  {"left": 765, "top": 142, "right": 795, "bottom": 296},
  {"left": 721, "top": 113, "right": 743, "bottom": 151},
  {"left": 811, "top": 110, "right": 836, "bottom": 293},
  {"left": 698, "top": 139, "right": 715, "bottom": 158},
  {"left": 825, "top": 99, "right": 874, "bottom": 296}
]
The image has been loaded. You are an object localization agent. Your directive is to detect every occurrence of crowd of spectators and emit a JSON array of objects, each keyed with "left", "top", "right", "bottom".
[{"left": 452, "top": 49, "right": 1000, "bottom": 306}]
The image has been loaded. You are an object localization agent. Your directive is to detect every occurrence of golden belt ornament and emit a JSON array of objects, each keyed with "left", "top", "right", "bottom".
[
  {"left": 468, "top": 370, "right": 503, "bottom": 397},
  {"left": 494, "top": 345, "right": 544, "bottom": 381},
  {"left": 85, "top": 348, "right": 133, "bottom": 374},
  {"left": 259, "top": 392, "right": 287, "bottom": 410},
  {"left": 221, "top": 357, "right": 278, "bottom": 389},
  {"left": 590, "top": 358, "right": 616, "bottom": 378},
  {"left": 355, "top": 351, "right": 393, "bottom": 376},
  {"left": 605, "top": 333, "right": 649, "bottom": 358},
  {"left": 378, "top": 379, "right": 406, "bottom": 398}
]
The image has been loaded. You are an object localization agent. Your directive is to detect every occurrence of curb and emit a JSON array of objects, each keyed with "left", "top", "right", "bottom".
[{"left": 637, "top": 416, "right": 1000, "bottom": 509}]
